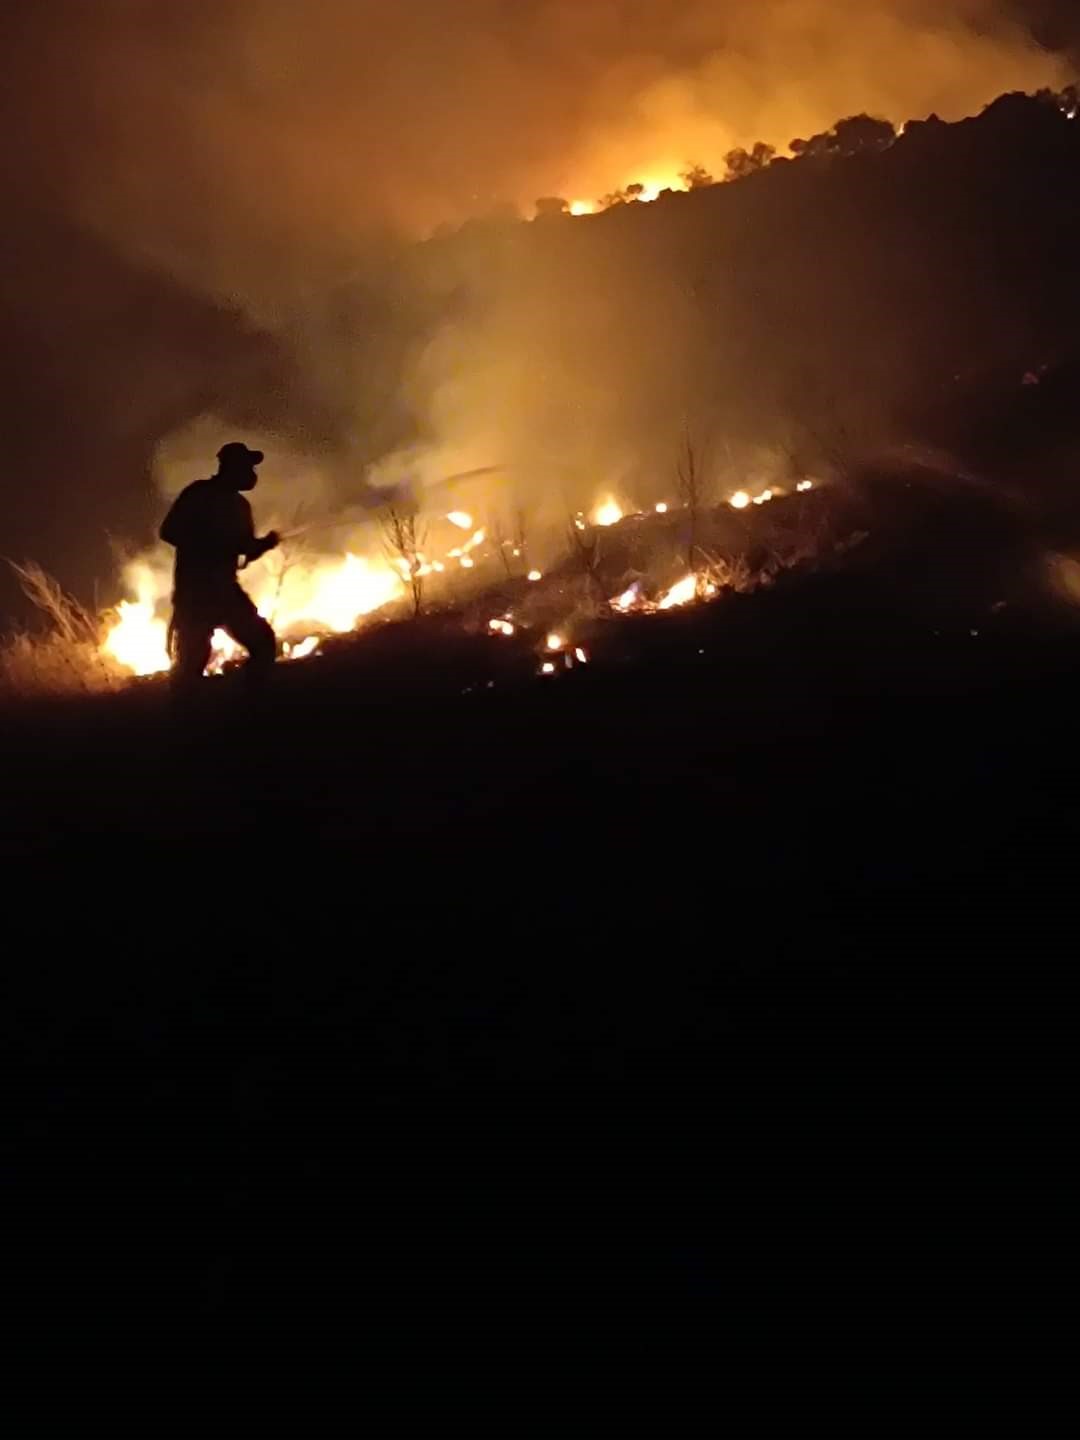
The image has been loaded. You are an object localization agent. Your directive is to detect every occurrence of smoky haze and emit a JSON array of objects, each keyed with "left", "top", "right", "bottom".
[
  {"left": 0, "top": 1, "right": 1076, "bottom": 616},
  {"left": 2, "top": 1, "right": 1069, "bottom": 295}
]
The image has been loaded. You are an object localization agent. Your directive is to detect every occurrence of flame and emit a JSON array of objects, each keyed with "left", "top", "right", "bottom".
[
  {"left": 729, "top": 491, "right": 751, "bottom": 510},
  {"left": 655, "top": 502, "right": 668, "bottom": 514},
  {"left": 569, "top": 174, "right": 689, "bottom": 216},
  {"left": 527, "top": 570, "right": 543, "bottom": 582},
  {"left": 447, "top": 511, "right": 473, "bottom": 530},
  {"left": 635, "top": 176, "right": 689, "bottom": 203},
  {"left": 209, "top": 629, "right": 248, "bottom": 671},
  {"left": 488, "top": 618, "right": 515, "bottom": 637},
  {"left": 103, "top": 548, "right": 403, "bottom": 678},
  {"left": 797, "top": 479, "right": 814, "bottom": 492},
  {"left": 658, "top": 574, "right": 697, "bottom": 610},
  {"left": 540, "top": 662, "right": 556, "bottom": 675},
  {"left": 546, "top": 632, "right": 566, "bottom": 652},
  {"left": 103, "top": 596, "right": 170, "bottom": 676},
  {"left": 611, "top": 582, "right": 641, "bottom": 612},
  {"left": 310, "top": 553, "right": 403, "bottom": 634},
  {"left": 592, "top": 497, "right": 624, "bottom": 527}
]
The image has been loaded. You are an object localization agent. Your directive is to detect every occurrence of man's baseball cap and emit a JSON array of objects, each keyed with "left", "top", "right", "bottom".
[{"left": 217, "top": 441, "right": 265, "bottom": 467}]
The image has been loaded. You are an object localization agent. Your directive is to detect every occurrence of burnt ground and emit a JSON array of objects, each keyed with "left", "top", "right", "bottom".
[{"left": 2, "top": 547, "right": 1074, "bottom": 1397}]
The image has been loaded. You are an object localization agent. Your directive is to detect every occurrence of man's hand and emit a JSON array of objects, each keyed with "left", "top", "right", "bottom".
[{"left": 259, "top": 531, "right": 281, "bottom": 556}]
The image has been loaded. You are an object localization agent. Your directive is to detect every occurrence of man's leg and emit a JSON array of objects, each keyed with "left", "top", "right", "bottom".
[
  {"left": 220, "top": 586, "right": 277, "bottom": 678},
  {"left": 171, "top": 613, "right": 214, "bottom": 691}
]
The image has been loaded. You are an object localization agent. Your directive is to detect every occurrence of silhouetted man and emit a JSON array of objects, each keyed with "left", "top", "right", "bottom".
[{"left": 160, "top": 442, "right": 280, "bottom": 688}]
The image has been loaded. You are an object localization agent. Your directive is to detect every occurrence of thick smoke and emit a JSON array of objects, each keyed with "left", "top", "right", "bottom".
[
  {"left": 0, "top": 1, "right": 1075, "bottom": 614},
  {"left": 2, "top": 1, "right": 1068, "bottom": 302},
  {"left": 563, "top": 1, "right": 1069, "bottom": 204}
]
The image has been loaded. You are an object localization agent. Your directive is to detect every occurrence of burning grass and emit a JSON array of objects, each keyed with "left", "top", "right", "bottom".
[
  {"left": 1, "top": 477, "right": 843, "bottom": 700},
  {"left": 463, "top": 485, "right": 854, "bottom": 682}
]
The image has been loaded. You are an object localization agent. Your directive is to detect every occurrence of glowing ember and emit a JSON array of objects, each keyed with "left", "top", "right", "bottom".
[
  {"left": 546, "top": 633, "right": 566, "bottom": 651},
  {"left": 527, "top": 570, "right": 543, "bottom": 583},
  {"left": 729, "top": 491, "right": 751, "bottom": 510},
  {"left": 797, "top": 479, "right": 814, "bottom": 493},
  {"left": 655, "top": 502, "right": 668, "bottom": 514},
  {"left": 287, "top": 636, "right": 320, "bottom": 661},
  {"left": 447, "top": 511, "right": 473, "bottom": 530},
  {"left": 447, "top": 526, "right": 486, "bottom": 565},
  {"left": 488, "top": 618, "right": 515, "bottom": 637},
  {"left": 540, "top": 662, "right": 556, "bottom": 675},
  {"left": 752, "top": 489, "right": 774, "bottom": 507},
  {"left": 575, "top": 648, "right": 588, "bottom": 664},
  {"left": 658, "top": 574, "right": 697, "bottom": 610},
  {"left": 592, "top": 498, "right": 624, "bottom": 528}
]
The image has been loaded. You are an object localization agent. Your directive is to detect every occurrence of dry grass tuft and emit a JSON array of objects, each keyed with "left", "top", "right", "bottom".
[{"left": 0, "top": 561, "right": 124, "bottom": 698}]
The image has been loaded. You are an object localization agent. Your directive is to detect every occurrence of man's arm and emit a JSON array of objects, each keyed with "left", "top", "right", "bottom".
[
  {"left": 242, "top": 531, "right": 281, "bottom": 562},
  {"left": 233, "top": 495, "right": 279, "bottom": 562},
  {"left": 159, "top": 493, "right": 188, "bottom": 548}
]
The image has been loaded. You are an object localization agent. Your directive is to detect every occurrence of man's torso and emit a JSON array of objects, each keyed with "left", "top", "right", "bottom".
[{"left": 168, "top": 479, "right": 253, "bottom": 596}]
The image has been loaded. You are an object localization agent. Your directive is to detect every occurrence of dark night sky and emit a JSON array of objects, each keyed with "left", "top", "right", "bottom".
[{"left": 0, "top": 1, "right": 1077, "bottom": 616}]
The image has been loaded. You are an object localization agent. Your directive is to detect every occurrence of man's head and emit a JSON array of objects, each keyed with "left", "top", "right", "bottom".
[{"left": 216, "top": 441, "right": 265, "bottom": 491}]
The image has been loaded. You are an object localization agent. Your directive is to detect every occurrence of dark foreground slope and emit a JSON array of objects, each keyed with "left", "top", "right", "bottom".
[{"left": 2, "top": 570, "right": 1073, "bottom": 1390}]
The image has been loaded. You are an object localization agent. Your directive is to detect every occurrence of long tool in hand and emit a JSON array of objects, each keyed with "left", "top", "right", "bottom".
[{"left": 280, "top": 465, "right": 508, "bottom": 542}]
